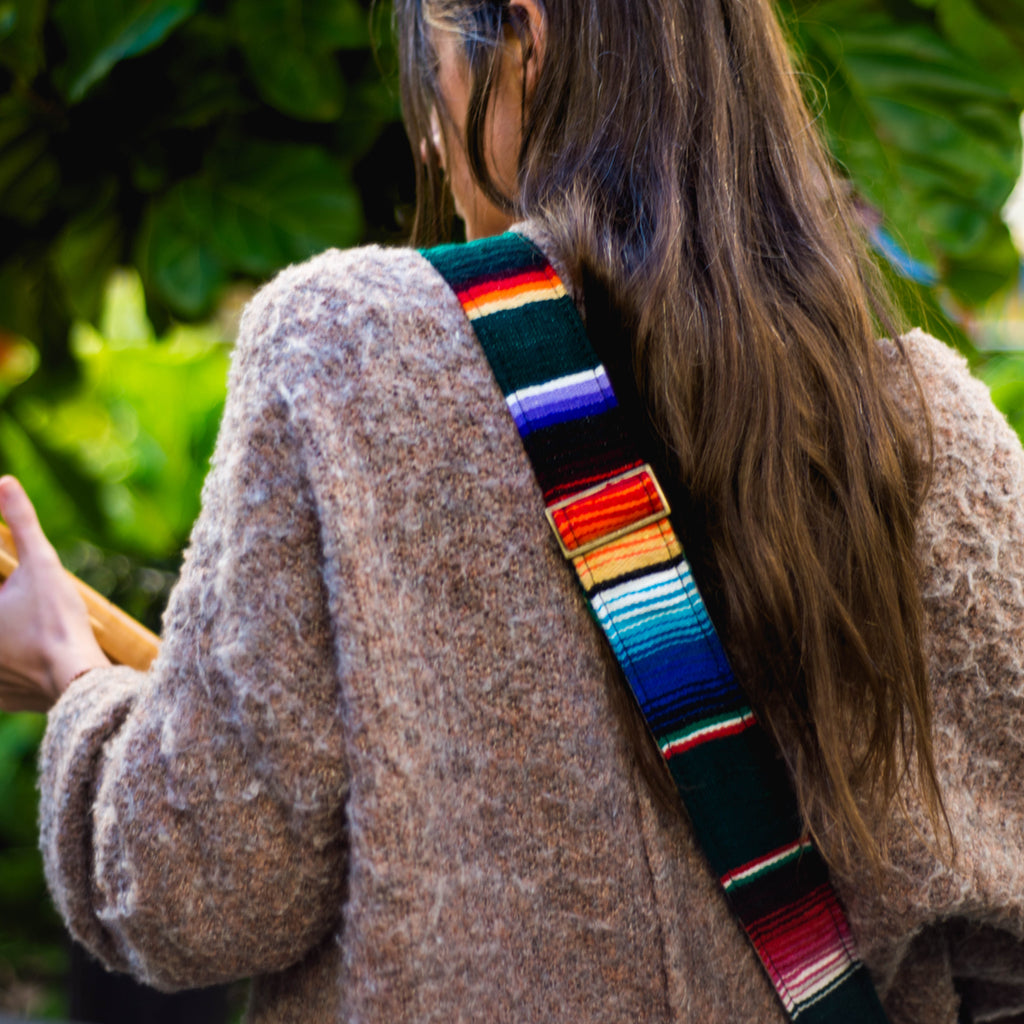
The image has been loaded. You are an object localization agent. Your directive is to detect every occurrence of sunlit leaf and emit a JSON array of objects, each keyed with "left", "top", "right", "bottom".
[
  {"left": 52, "top": 192, "right": 124, "bottom": 322},
  {"left": 52, "top": 0, "right": 199, "bottom": 102},
  {"left": 98, "top": 268, "right": 156, "bottom": 345},
  {"left": 6, "top": 268, "right": 230, "bottom": 556},
  {"left": 945, "top": 228, "right": 1022, "bottom": 308},
  {"left": 3, "top": 401, "right": 110, "bottom": 533},
  {"left": 975, "top": 350, "right": 1024, "bottom": 439}
]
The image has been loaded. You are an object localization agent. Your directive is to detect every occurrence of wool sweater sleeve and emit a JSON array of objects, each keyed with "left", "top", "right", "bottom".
[
  {"left": 38, "top": 272, "right": 350, "bottom": 990},
  {"left": 843, "top": 329, "right": 1024, "bottom": 1022},
  {"left": 910, "top": 329, "right": 1024, "bottom": 1018}
]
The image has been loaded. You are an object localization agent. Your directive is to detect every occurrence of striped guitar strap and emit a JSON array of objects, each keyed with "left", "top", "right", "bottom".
[{"left": 422, "top": 231, "right": 890, "bottom": 1023}]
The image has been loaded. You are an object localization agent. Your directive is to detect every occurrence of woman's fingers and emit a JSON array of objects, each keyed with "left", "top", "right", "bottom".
[
  {"left": 0, "top": 476, "right": 56, "bottom": 568},
  {"left": 0, "top": 476, "right": 111, "bottom": 711}
]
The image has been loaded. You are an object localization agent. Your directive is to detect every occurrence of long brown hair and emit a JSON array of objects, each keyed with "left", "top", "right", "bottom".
[{"left": 397, "top": 0, "right": 946, "bottom": 871}]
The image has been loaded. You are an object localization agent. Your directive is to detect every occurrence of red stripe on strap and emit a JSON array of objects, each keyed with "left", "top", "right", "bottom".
[
  {"left": 746, "top": 885, "right": 856, "bottom": 1004},
  {"left": 455, "top": 268, "right": 555, "bottom": 307},
  {"left": 549, "top": 468, "right": 666, "bottom": 553}
]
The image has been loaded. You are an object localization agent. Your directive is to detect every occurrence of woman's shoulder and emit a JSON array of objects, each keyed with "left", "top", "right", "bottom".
[
  {"left": 882, "top": 327, "right": 1022, "bottom": 468},
  {"left": 232, "top": 243, "right": 472, "bottom": 383},
  {"left": 882, "top": 326, "right": 1024, "bottom": 561}
]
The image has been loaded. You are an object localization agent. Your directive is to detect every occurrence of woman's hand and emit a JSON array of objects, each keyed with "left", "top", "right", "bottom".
[{"left": 0, "top": 476, "right": 110, "bottom": 712}]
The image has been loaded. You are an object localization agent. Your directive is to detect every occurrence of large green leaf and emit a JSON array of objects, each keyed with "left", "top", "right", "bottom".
[
  {"left": 972, "top": 0, "right": 1024, "bottom": 51},
  {"left": 0, "top": 0, "right": 46, "bottom": 79},
  {"left": 52, "top": 0, "right": 199, "bottom": 102},
  {"left": 139, "top": 141, "right": 363, "bottom": 315},
  {"left": 784, "top": 0, "right": 1022, "bottom": 306},
  {"left": 930, "top": 0, "right": 1024, "bottom": 103},
  {"left": 136, "top": 205, "right": 228, "bottom": 319},
  {"left": 241, "top": 47, "right": 346, "bottom": 123},
  {"left": 228, "top": 0, "right": 369, "bottom": 121},
  {"left": 230, "top": 0, "right": 370, "bottom": 54}
]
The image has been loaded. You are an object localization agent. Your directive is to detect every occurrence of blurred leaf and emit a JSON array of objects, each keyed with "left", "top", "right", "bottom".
[
  {"left": 1, "top": 268, "right": 228, "bottom": 557},
  {"left": 336, "top": 75, "right": 403, "bottom": 160},
  {"left": 0, "top": 409, "right": 87, "bottom": 540},
  {"left": 0, "top": 259, "right": 41, "bottom": 342},
  {"left": 944, "top": 225, "right": 1021, "bottom": 307},
  {"left": 140, "top": 141, "right": 363, "bottom": 315},
  {"left": 0, "top": 330, "right": 38, "bottom": 400},
  {"left": 97, "top": 267, "right": 155, "bottom": 343},
  {"left": 0, "top": 94, "right": 60, "bottom": 223},
  {"left": 228, "top": 0, "right": 369, "bottom": 120},
  {"left": 52, "top": 0, "right": 200, "bottom": 102},
  {"left": 0, "top": 0, "right": 46, "bottom": 80},
  {"left": 0, "top": 255, "right": 76, "bottom": 370},
  {"left": 137, "top": 205, "right": 228, "bottom": 319},
  {"left": 230, "top": 0, "right": 369, "bottom": 54},
  {"left": 976, "top": 350, "right": 1024, "bottom": 439},
  {"left": 972, "top": 0, "right": 1024, "bottom": 51},
  {"left": 245, "top": 48, "right": 345, "bottom": 123},
  {"left": 52, "top": 192, "right": 124, "bottom": 322},
  {"left": 932, "top": 0, "right": 1024, "bottom": 103},
  {"left": 2, "top": 400, "right": 109, "bottom": 535},
  {"left": 783, "top": 1, "right": 1022, "bottom": 307},
  {"left": 0, "top": 714, "right": 44, "bottom": 842},
  {"left": 161, "top": 62, "right": 252, "bottom": 132}
]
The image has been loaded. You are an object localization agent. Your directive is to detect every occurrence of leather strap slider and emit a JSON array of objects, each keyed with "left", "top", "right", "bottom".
[{"left": 545, "top": 463, "right": 671, "bottom": 559}]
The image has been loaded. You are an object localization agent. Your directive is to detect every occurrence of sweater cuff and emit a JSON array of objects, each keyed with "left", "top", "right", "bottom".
[{"left": 39, "top": 666, "right": 143, "bottom": 971}]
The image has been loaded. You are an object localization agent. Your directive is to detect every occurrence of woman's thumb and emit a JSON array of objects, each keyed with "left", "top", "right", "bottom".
[{"left": 0, "top": 476, "right": 51, "bottom": 564}]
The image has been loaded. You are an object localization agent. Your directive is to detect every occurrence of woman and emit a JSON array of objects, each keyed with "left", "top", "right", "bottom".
[{"left": 2, "top": 0, "right": 1024, "bottom": 1020}]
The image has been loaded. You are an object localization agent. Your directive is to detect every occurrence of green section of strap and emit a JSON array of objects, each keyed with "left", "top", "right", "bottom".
[
  {"left": 795, "top": 968, "right": 889, "bottom": 1024},
  {"left": 473, "top": 305, "right": 599, "bottom": 395},
  {"left": 666, "top": 729, "right": 804, "bottom": 877},
  {"left": 422, "top": 233, "right": 599, "bottom": 395}
]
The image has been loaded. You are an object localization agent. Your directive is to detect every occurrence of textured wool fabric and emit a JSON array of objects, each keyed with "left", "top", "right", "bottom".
[{"left": 38, "top": 223, "right": 1024, "bottom": 1024}]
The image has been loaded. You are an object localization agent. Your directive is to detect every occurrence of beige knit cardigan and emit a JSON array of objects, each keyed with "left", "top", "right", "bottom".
[{"left": 39, "top": 226, "right": 1024, "bottom": 1023}]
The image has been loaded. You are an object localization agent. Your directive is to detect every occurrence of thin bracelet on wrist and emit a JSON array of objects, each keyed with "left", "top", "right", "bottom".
[{"left": 65, "top": 667, "right": 96, "bottom": 688}]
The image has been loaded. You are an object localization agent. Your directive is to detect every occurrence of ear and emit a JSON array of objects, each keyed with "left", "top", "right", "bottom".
[{"left": 508, "top": 0, "right": 547, "bottom": 95}]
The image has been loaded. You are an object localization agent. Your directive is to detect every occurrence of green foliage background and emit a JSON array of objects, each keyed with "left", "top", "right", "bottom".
[{"left": 0, "top": 0, "right": 1023, "bottom": 1015}]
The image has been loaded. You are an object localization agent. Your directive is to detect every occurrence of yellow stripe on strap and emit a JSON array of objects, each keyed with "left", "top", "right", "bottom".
[
  {"left": 464, "top": 279, "right": 567, "bottom": 320},
  {"left": 572, "top": 519, "right": 682, "bottom": 591}
]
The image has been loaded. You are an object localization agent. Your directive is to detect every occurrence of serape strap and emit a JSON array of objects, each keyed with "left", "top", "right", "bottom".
[{"left": 421, "top": 232, "right": 890, "bottom": 1023}]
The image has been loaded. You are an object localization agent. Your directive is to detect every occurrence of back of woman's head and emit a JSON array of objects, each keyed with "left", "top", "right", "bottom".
[{"left": 397, "top": 0, "right": 947, "bottom": 873}]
